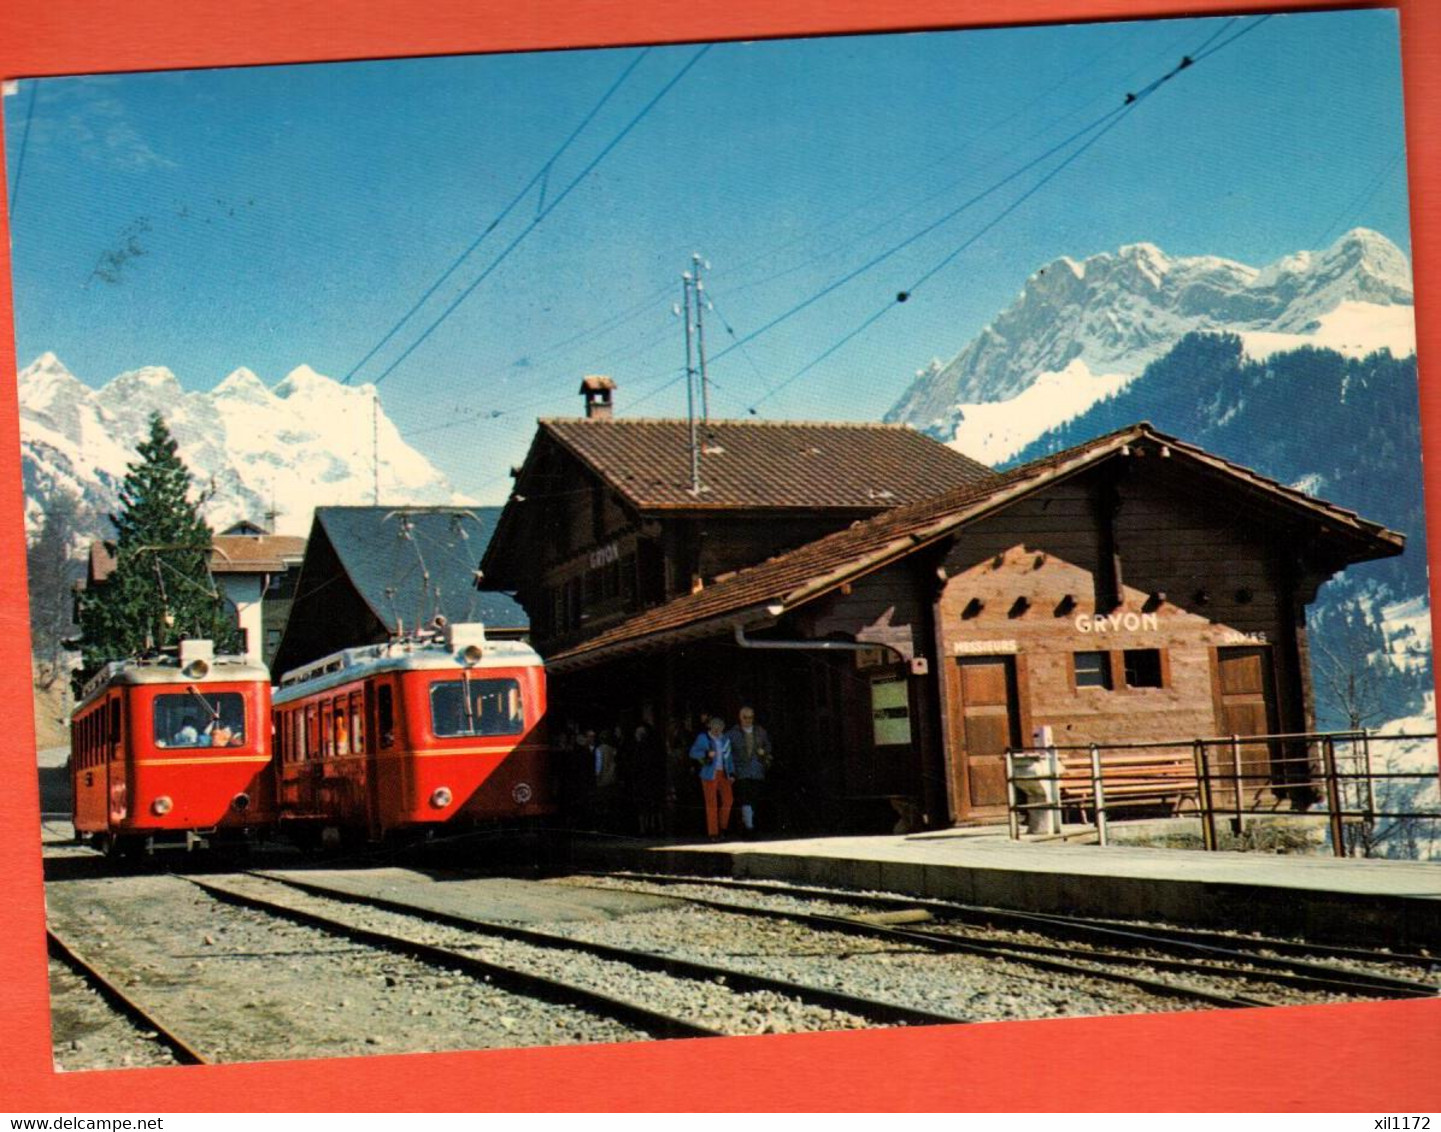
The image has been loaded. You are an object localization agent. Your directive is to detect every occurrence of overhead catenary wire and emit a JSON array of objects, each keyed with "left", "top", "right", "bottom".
[
  {"left": 6, "top": 78, "right": 39, "bottom": 220},
  {"left": 366, "top": 44, "right": 713, "bottom": 390},
  {"left": 381, "top": 21, "right": 1214, "bottom": 441},
  {"left": 342, "top": 48, "right": 653, "bottom": 385},
  {"left": 739, "top": 15, "right": 1274, "bottom": 414}
]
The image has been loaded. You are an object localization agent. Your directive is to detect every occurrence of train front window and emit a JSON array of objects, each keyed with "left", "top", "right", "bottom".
[
  {"left": 429, "top": 677, "right": 523, "bottom": 738},
  {"left": 154, "top": 691, "right": 247, "bottom": 748}
]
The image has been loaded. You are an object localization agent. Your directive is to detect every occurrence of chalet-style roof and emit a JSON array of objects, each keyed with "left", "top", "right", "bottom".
[
  {"left": 272, "top": 505, "right": 528, "bottom": 678},
  {"left": 210, "top": 534, "right": 307, "bottom": 574},
  {"left": 311, "top": 506, "right": 526, "bottom": 633},
  {"left": 87, "top": 534, "right": 306, "bottom": 582},
  {"left": 533, "top": 417, "right": 997, "bottom": 511},
  {"left": 546, "top": 423, "right": 1405, "bottom": 671}
]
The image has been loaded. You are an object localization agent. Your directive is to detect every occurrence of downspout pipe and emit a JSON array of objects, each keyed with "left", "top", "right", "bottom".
[{"left": 732, "top": 621, "right": 905, "bottom": 661}]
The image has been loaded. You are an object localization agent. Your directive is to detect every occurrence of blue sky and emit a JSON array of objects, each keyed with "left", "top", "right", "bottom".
[{"left": 2, "top": 10, "right": 1412, "bottom": 503}]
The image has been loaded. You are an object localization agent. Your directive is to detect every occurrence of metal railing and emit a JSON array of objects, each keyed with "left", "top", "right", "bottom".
[{"left": 1003, "top": 729, "right": 1440, "bottom": 857}]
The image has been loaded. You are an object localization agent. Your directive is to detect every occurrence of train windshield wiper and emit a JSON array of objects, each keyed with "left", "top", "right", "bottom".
[{"left": 186, "top": 684, "right": 221, "bottom": 722}]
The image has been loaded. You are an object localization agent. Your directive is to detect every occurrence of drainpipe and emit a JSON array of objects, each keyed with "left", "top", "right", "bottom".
[{"left": 732, "top": 622, "right": 905, "bottom": 660}]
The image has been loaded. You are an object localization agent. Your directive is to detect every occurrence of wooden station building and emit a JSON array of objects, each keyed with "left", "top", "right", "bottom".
[{"left": 483, "top": 385, "right": 1404, "bottom": 831}]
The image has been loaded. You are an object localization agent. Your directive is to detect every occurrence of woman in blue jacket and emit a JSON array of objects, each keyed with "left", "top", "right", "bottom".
[{"left": 690, "top": 714, "right": 735, "bottom": 840}]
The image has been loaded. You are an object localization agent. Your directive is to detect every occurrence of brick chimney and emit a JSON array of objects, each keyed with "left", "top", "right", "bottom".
[{"left": 580, "top": 374, "right": 616, "bottom": 420}]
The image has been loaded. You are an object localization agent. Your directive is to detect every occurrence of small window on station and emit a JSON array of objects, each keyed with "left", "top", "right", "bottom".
[
  {"left": 1074, "top": 650, "right": 1113, "bottom": 690},
  {"left": 1123, "top": 648, "right": 1165, "bottom": 688}
]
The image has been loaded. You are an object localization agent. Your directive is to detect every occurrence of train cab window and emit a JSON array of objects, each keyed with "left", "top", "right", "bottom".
[
  {"left": 1073, "top": 650, "right": 1114, "bottom": 690},
  {"left": 377, "top": 685, "right": 395, "bottom": 748},
  {"left": 429, "top": 677, "right": 524, "bottom": 738},
  {"left": 1123, "top": 648, "right": 1165, "bottom": 688},
  {"left": 108, "top": 700, "right": 121, "bottom": 744},
  {"left": 153, "top": 691, "right": 247, "bottom": 748}
]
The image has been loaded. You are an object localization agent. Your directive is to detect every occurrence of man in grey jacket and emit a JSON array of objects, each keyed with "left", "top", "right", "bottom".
[{"left": 725, "top": 706, "right": 773, "bottom": 837}]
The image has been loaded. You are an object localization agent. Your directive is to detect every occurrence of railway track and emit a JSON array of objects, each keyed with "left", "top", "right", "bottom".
[
  {"left": 47, "top": 927, "right": 209, "bottom": 1066},
  {"left": 241, "top": 869, "right": 965, "bottom": 1028},
  {"left": 188, "top": 872, "right": 964, "bottom": 1039},
  {"left": 572, "top": 871, "right": 1439, "bottom": 1007}
]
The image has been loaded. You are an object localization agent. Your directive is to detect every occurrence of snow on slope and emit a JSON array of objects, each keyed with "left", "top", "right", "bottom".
[
  {"left": 1239, "top": 299, "right": 1415, "bottom": 362},
  {"left": 946, "top": 359, "right": 1134, "bottom": 465},
  {"left": 888, "top": 229, "right": 1416, "bottom": 460},
  {"left": 18, "top": 355, "right": 472, "bottom": 538}
]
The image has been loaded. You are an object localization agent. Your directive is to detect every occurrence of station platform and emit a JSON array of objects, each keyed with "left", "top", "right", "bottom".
[{"left": 574, "top": 826, "right": 1441, "bottom": 949}]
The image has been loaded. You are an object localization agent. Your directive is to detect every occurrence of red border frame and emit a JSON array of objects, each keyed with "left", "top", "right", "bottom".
[{"left": 1, "top": 0, "right": 1437, "bottom": 1112}]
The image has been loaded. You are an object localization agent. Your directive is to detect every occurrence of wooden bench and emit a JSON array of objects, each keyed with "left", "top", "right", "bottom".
[{"left": 1054, "top": 750, "right": 1200, "bottom": 818}]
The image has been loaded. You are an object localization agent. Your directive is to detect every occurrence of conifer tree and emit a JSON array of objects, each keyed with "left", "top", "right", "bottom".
[{"left": 73, "top": 414, "right": 238, "bottom": 693}]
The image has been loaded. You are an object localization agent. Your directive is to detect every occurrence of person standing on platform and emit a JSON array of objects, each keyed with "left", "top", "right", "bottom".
[
  {"left": 690, "top": 714, "right": 735, "bottom": 840},
  {"left": 726, "top": 706, "right": 772, "bottom": 837}
]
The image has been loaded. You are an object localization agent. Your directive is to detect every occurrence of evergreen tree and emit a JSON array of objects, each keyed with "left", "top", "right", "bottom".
[{"left": 73, "top": 414, "right": 239, "bottom": 694}]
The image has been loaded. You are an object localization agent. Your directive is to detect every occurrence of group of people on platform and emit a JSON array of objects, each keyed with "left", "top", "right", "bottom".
[{"left": 567, "top": 706, "right": 776, "bottom": 840}]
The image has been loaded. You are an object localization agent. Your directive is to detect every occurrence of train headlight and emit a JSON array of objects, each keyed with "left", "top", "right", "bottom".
[
  {"left": 430, "top": 786, "right": 453, "bottom": 809},
  {"left": 151, "top": 795, "right": 173, "bottom": 816},
  {"left": 231, "top": 792, "right": 251, "bottom": 812},
  {"left": 512, "top": 782, "right": 533, "bottom": 805},
  {"left": 462, "top": 644, "right": 484, "bottom": 666}
]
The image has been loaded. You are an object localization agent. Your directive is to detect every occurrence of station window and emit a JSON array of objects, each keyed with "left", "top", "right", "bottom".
[
  {"left": 1123, "top": 648, "right": 1165, "bottom": 688},
  {"left": 1073, "top": 650, "right": 1113, "bottom": 690}
]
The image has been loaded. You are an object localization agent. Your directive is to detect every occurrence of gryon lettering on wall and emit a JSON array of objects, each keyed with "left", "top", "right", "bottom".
[
  {"left": 1073, "top": 612, "right": 1161, "bottom": 633},
  {"left": 588, "top": 542, "right": 621, "bottom": 569}
]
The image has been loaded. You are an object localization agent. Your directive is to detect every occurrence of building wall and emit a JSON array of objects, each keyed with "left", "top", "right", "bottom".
[
  {"left": 935, "top": 462, "right": 1307, "bottom": 820},
  {"left": 217, "top": 575, "right": 264, "bottom": 664}
]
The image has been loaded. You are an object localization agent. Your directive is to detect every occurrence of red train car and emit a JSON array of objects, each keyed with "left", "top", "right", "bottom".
[
  {"left": 70, "top": 640, "right": 274, "bottom": 855},
  {"left": 272, "top": 622, "right": 555, "bottom": 842}
]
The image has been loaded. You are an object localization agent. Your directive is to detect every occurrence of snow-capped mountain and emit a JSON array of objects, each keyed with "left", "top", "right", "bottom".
[
  {"left": 886, "top": 228, "right": 1415, "bottom": 463},
  {"left": 19, "top": 355, "right": 472, "bottom": 538}
]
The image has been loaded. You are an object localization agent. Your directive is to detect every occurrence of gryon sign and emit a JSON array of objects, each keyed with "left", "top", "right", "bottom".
[{"left": 1074, "top": 612, "right": 1160, "bottom": 633}]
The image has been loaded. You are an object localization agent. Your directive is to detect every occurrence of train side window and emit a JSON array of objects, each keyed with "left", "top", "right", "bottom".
[
  {"left": 377, "top": 685, "right": 395, "bottom": 748},
  {"left": 334, "top": 697, "right": 350, "bottom": 756},
  {"left": 109, "top": 700, "right": 121, "bottom": 744},
  {"left": 351, "top": 694, "right": 364, "bottom": 755}
]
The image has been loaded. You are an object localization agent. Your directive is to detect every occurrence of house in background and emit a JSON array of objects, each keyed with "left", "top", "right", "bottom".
[
  {"left": 211, "top": 523, "right": 307, "bottom": 667},
  {"left": 271, "top": 505, "right": 526, "bottom": 679},
  {"left": 83, "top": 523, "right": 306, "bottom": 669}
]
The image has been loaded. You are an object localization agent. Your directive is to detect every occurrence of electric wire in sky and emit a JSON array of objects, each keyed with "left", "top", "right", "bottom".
[
  {"left": 368, "top": 44, "right": 713, "bottom": 389},
  {"left": 343, "top": 48, "right": 653, "bottom": 385}
]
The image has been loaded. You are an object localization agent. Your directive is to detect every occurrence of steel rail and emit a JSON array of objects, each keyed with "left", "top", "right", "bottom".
[
  {"left": 573, "top": 879, "right": 1272, "bottom": 1010},
  {"left": 248, "top": 869, "right": 969, "bottom": 1028},
  {"left": 898, "top": 925, "right": 1426, "bottom": 1000},
  {"left": 592, "top": 870, "right": 1437, "bottom": 995},
  {"left": 46, "top": 927, "right": 210, "bottom": 1066},
  {"left": 183, "top": 875, "right": 719, "bottom": 1041}
]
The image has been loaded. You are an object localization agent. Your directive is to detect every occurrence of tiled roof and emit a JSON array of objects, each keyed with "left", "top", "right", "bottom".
[
  {"left": 536, "top": 418, "right": 998, "bottom": 511},
  {"left": 209, "top": 534, "right": 307, "bottom": 573},
  {"left": 547, "top": 423, "right": 1404, "bottom": 670}
]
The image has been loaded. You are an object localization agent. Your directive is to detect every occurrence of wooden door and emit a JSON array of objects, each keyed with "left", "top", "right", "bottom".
[
  {"left": 952, "top": 656, "right": 1021, "bottom": 816},
  {"left": 1213, "top": 646, "right": 1280, "bottom": 808}
]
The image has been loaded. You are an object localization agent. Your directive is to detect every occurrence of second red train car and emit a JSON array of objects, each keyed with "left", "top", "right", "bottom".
[{"left": 272, "top": 622, "right": 555, "bottom": 842}]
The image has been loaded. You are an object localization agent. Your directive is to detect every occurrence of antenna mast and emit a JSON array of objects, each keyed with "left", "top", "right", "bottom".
[
  {"left": 693, "top": 252, "right": 711, "bottom": 422},
  {"left": 681, "top": 267, "right": 701, "bottom": 495}
]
